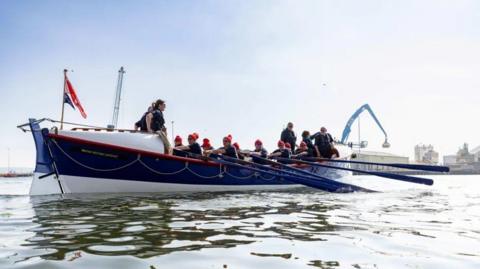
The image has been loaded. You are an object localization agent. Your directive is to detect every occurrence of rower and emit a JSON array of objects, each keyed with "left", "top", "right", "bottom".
[
  {"left": 201, "top": 138, "right": 213, "bottom": 151},
  {"left": 293, "top": 141, "right": 309, "bottom": 158},
  {"left": 269, "top": 140, "right": 291, "bottom": 163},
  {"left": 174, "top": 135, "right": 183, "bottom": 147},
  {"left": 206, "top": 136, "right": 238, "bottom": 158},
  {"left": 330, "top": 144, "right": 340, "bottom": 159},
  {"left": 301, "top": 130, "right": 318, "bottom": 157},
  {"left": 285, "top": 142, "right": 292, "bottom": 155},
  {"left": 175, "top": 133, "right": 202, "bottom": 155},
  {"left": 247, "top": 139, "right": 268, "bottom": 164},
  {"left": 314, "top": 126, "right": 334, "bottom": 158},
  {"left": 233, "top": 142, "right": 245, "bottom": 160}
]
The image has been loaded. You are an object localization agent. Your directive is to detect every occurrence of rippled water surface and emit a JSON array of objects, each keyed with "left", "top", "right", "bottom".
[{"left": 0, "top": 175, "right": 479, "bottom": 268}]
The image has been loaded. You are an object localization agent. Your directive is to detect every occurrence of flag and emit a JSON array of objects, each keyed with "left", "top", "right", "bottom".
[
  {"left": 65, "top": 75, "right": 87, "bottom": 118},
  {"left": 63, "top": 92, "right": 75, "bottom": 110}
]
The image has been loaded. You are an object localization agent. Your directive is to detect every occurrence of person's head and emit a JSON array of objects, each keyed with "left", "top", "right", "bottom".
[
  {"left": 201, "top": 138, "right": 211, "bottom": 149},
  {"left": 287, "top": 122, "right": 294, "bottom": 130},
  {"left": 285, "top": 143, "right": 291, "bottom": 150},
  {"left": 300, "top": 141, "right": 307, "bottom": 150},
  {"left": 233, "top": 142, "right": 240, "bottom": 151},
  {"left": 188, "top": 134, "right": 197, "bottom": 145},
  {"left": 277, "top": 140, "right": 285, "bottom": 149},
  {"left": 320, "top": 127, "right": 327, "bottom": 133},
  {"left": 174, "top": 135, "right": 182, "bottom": 146},
  {"left": 301, "top": 130, "right": 310, "bottom": 138},
  {"left": 154, "top": 99, "right": 166, "bottom": 111},
  {"left": 223, "top": 136, "right": 232, "bottom": 147},
  {"left": 254, "top": 139, "right": 263, "bottom": 150}
]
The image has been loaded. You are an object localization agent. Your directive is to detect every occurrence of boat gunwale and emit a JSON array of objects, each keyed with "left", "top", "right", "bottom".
[{"left": 47, "top": 133, "right": 220, "bottom": 167}]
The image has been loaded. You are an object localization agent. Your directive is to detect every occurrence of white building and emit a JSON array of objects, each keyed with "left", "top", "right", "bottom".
[
  {"left": 414, "top": 144, "right": 439, "bottom": 164},
  {"left": 443, "top": 155, "right": 457, "bottom": 165},
  {"left": 471, "top": 145, "right": 480, "bottom": 162},
  {"left": 354, "top": 151, "right": 409, "bottom": 171}
]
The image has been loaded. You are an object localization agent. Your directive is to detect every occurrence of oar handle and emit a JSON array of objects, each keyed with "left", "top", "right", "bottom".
[
  {"left": 301, "top": 157, "right": 449, "bottom": 173},
  {"left": 280, "top": 157, "right": 434, "bottom": 186}
]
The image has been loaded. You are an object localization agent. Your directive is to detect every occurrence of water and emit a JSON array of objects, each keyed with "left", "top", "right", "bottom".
[{"left": 0, "top": 176, "right": 479, "bottom": 269}]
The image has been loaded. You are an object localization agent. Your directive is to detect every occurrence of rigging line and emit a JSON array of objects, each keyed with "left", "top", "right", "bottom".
[
  {"left": 52, "top": 140, "right": 140, "bottom": 172},
  {"left": 138, "top": 158, "right": 188, "bottom": 175}
]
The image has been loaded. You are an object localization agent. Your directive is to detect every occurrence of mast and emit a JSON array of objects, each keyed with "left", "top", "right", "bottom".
[{"left": 109, "top": 67, "right": 126, "bottom": 129}]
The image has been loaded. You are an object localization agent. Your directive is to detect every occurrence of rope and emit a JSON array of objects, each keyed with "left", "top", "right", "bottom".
[
  {"left": 51, "top": 139, "right": 281, "bottom": 181},
  {"left": 52, "top": 140, "right": 140, "bottom": 172},
  {"left": 186, "top": 164, "right": 224, "bottom": 179},
  {"left": 138, "top": 158, "right": 188, "bottom": 175},
  {"left": 223, "top": 166, "right": 254, "bottom": 179}
]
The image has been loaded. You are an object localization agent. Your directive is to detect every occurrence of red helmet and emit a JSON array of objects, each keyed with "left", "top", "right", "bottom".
[
  {"left": 174, "top": 135, "right": 182, "bottom": 143},
  {"left": 285, "top": 142, "right": 291, "bottom": 149},
  {"left": 278, "top": 140, "right": 285, "bottom": 147},
  {"left": 233, "top": 142, "right": 240, "bottom": 150},
  {"left": 255, "top": 139, "right": 262, "bottom": 146}
]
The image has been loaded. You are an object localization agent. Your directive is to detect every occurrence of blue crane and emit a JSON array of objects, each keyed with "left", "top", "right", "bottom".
[{"left": 340, "top": 104, "right": 390, "bottom": 148}]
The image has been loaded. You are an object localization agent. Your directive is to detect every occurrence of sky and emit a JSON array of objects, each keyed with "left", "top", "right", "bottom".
[{"left": 0, "top": 0, "right": 479, "bottom": 168}]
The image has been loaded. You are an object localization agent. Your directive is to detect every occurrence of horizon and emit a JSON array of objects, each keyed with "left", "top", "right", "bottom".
[{"left": 1, "top": 1, "right": 479, "bottom": 167}]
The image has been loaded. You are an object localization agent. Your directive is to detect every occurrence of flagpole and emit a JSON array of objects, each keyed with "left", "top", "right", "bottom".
[{"left": 60, "top": 69, "right": 67, "bottom": 130}]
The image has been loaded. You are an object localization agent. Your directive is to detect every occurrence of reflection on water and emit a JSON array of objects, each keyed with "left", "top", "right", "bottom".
[
  {"left": 25, "top": 191, "right": 343, "bottom": 260},
  {"left": 1, "top": 176, "right": 480, "bottom": 269}
]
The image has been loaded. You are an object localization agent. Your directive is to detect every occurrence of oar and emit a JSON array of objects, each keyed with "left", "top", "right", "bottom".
[
  {"left": 301, "top": 157, "right": 449, "bottom": 173},
  {"left": 244, "top": 154, "right": 374, "bottom": 192},
  {"left": 213, "top": 154, "right": 374, "bottom": 193},
  {"left": 277, "top": 157, "right": 434, "bottom": 186},
  {"left": 176, "top": 150, "right": 370, "bottom": 193}
]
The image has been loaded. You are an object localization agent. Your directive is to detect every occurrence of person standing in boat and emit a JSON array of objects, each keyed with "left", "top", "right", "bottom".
[
  {"left": 247, "top": 139, "right": 269, "bottom": 164},
  {"left": 175, "top": 133, "right": 202, "bottom": 155},
  {"left": 146, "top": 99, "right": 171, "bottom": 154},
  {"left": 206, "top": 136, "right": 238, "bottom": 158},
  {"left": 314, "top": 126, "right": 334, "bottom": 158},
  {"left": 134, "top": 103, "right": 154, "bottom": 131},
  {"left": 280, "top": 122, "right": 297, "bottom": 153},
  {"left": 268, "top": 140, "right": 291, "bottom": 163}
]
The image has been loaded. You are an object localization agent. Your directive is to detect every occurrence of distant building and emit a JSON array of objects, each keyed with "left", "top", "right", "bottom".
[
  {"left": 414, "top": 144, "right": 439, "bottom": 164},
  {"left": 471, "top": 145, "right": 480, "bottom": 162},
  {"left": 456, "top": 143, "right": 474, "bottom": 164},
  {"left": 353, "top": 150, "right": 409, "bottom": 171},
  {"left": 443, "top": 155, "right": 457, "bottom": 165}
]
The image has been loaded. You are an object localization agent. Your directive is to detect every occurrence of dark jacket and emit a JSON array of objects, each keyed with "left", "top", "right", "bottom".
[
  {"left": 185, "top": 142, "right": 202, "bottom": 155},
  {"left": 280, "top": 128, "right": 297, "bottom": 152},
  {"left": 135, "top": 112, "right": 149, "bottom": 131},
  {"left": 151, "top": 109, "right": 165, "bottom": 132}
]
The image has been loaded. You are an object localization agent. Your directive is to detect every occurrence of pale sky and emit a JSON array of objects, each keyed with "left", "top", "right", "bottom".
[{"left": 1, "top": 0, "right": 479, "bottom": 167}]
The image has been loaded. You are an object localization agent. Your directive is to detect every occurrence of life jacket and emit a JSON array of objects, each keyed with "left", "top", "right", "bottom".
[
  {"left": 223, "top": 145, "right": 238, "bottom": 159},
  {"left": 185, "top": 142, "right": 202, "bottom": 155},
  {"left": 151, "top": 109, "right": 165, "bottom": 132},
  {"left": 139, "top": 112, "right": 148, "bottom": 131}
]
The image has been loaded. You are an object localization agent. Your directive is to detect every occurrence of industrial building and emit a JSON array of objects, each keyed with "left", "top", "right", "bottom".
[
  {"left": 353, "top": 150, "right": 409, "bottom": 172},
  {"left": 414, "top": 144, "right": 439, "bottom": 164},
  {"left": 443, "top": 143, "right": 480, "bottom": 174}
]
